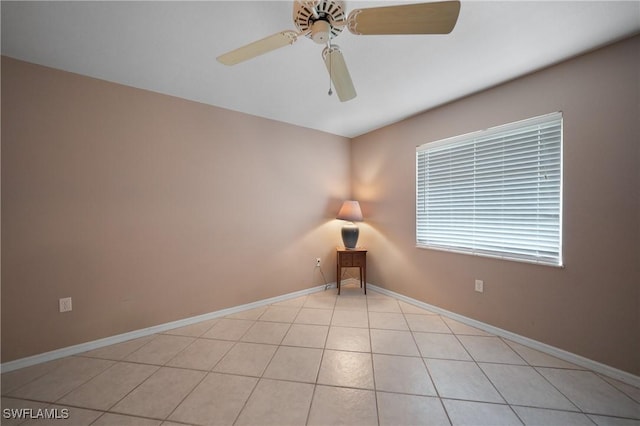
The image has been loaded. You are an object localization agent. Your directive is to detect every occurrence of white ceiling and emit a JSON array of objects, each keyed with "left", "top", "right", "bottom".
[{"left": 2, "top": 1, "right": 639, "bottom": 138}]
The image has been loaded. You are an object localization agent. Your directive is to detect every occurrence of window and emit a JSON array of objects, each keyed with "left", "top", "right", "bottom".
[{"left": 416, "top": 112, "right": 562, "bottom": 266}]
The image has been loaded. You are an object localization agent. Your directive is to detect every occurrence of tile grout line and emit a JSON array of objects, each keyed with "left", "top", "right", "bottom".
[
  {"left": 416, "top": 311, "right": 459, "bottom": 426},
  {"left": 231, "top": 300, "right": 301, "bottom": 426},
  {"left": 159, "top": 319, "right": 236, "bottom": 425},
  {"left": 366, "top": 293, "right": 381, "bottom": 426},
  {"left": 494, "top": 335, "right": 583, "bottom": 416},
  {"left": 4, "top": 287, "right": 640, "bottom": 425},
  {"left": 162, "top": 360, "right": 212, "bottom": 424},
  {"left": 440, "top": 315, "right": 525, "bottom": 424},
  {"left": 530, "top": 365, "right": 640, "bottom": 421},
  {"left": 457, "top": 330, "right": 526, "bottom": 424},
  {"left": 596, "top": 373, "right": 640, "bottom": 404}
]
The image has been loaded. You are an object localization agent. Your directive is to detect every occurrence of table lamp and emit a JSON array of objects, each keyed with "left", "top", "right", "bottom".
[{"left": 336, "top": 200, "right": 363, "bottom": 249}]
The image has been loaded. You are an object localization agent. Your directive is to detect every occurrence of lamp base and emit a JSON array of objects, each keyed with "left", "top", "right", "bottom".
[{"left": 341, "top": 223, "right": 359, "bottom": 249}]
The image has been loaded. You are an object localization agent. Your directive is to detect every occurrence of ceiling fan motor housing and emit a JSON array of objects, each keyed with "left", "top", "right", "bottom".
[
  {"left": 311, "top": 20, "right": 331, "bottom": 44},
  {"left": 293, "top": 0, "right": 346, "bottom": 44}
]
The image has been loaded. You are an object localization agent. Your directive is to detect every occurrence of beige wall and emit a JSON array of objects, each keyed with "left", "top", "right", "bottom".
[
  {"left": 2, "top": 35, "right": 639, "bottom": 375},
  {"left": 352, "top": 35, "right": 640, "bottom": 375},
  {"left": 1, "top": 57, "right": 350, "bottom": 362}
]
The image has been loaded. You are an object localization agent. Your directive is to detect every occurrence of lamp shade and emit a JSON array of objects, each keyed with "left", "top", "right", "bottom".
[{"left": 337, "top": 200, "right": 363, "bottom": 222}]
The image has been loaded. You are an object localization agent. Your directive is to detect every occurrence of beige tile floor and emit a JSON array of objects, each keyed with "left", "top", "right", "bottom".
[{"left": 2, "top": 282, "right": 639, "bottom": 426}]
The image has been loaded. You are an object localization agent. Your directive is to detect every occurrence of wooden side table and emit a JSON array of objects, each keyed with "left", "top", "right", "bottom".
[{"left": 336, "top": 247, "right": 367, "bottom": 295}]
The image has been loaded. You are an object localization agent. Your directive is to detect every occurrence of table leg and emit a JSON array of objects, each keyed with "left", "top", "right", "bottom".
[{"left": 363, "top": 264, "right": 367, "bottom": 294}]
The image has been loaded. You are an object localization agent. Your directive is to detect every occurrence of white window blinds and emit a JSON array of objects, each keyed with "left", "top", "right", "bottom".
[{"left": 416, "top": 112, "right": 563, "bottom": 266}]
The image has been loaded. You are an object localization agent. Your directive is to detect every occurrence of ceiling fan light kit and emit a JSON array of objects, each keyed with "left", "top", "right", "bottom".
[
  {"left": 311, "top": 19, "right": 332, "bottom": 44},
  {"left": 217, "top": 0, "right": 461, "bottom": 101}
]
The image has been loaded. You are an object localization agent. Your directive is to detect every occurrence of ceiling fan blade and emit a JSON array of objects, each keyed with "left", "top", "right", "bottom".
[
  {"left": 347, "top": 1, "right": 460, "bottom": 35},
  {"left": 217, "top": 30, "right": 298, "bottom": 65},
  {"left": 323, "top": 45, "right": 356, "bottom": 102}
]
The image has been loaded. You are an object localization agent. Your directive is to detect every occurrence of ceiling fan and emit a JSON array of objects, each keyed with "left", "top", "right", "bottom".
[{"left": 217, "top": 0, "right": 461, "bottom": 102}]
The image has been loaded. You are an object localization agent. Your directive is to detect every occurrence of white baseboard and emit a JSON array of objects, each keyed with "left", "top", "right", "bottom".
[
  {"left": 367, "top": 283, "right": 640, "bottom": 389},
  {"left": 0, "top": 282, "right": 337, "bottom": 374},
  {"left": 3, "top": 281, "right": 638, "bottom": 390}
]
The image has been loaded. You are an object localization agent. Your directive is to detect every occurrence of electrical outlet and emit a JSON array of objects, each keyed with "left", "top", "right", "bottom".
[
  {"left": 316, "top": 258, "right": 321, "bottom": 267},
  {"left": 474, "top": 280, "right": 484, "bottom": 293},
  {"left": 59, "top": 297, "right": 72, "bottom": 312}
]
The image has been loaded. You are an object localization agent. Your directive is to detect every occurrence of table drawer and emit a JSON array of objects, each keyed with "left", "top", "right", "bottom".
[
  {"left": 340, "top": 253, "right": 354, "bottom": 267},
  {"left": 352, "top": 252, "right": 366, "bottom": 266},
  {"left": 339, "top": 252, "right": 366, "bottom": 267}
]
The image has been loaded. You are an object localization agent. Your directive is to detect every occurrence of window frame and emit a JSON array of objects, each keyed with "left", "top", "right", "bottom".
[{"left": 415, "top": 112, "right": 563, "bottom": 267}]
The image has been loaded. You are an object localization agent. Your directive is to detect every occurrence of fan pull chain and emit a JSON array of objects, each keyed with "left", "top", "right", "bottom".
[{"left": 327, "top": 42, "right": 333, "bottom": 96}]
